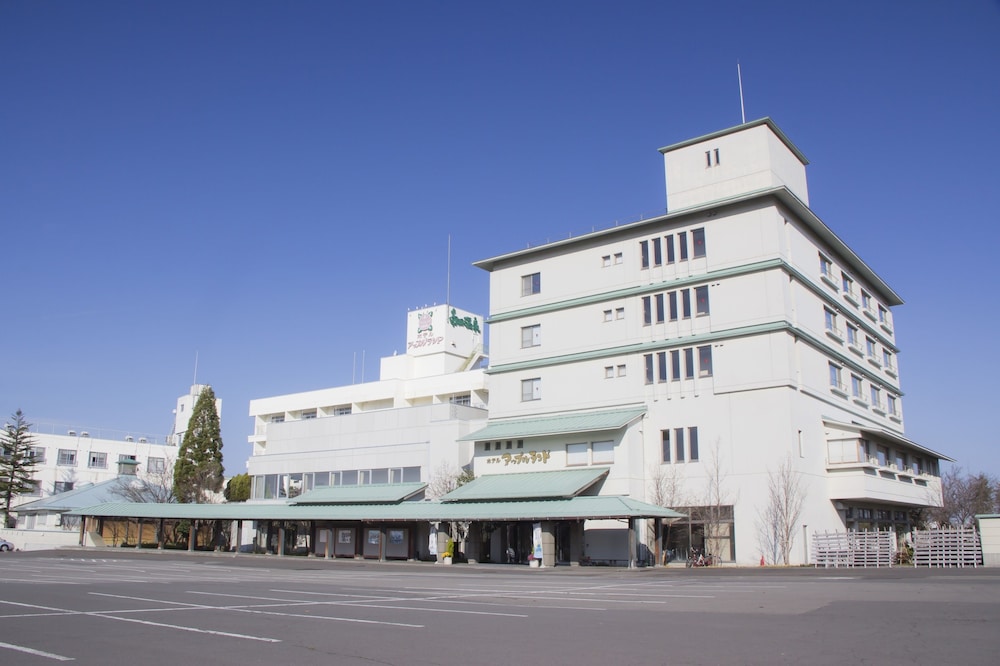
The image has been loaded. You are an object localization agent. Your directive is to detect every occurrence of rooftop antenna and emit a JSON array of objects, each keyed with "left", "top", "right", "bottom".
[
  {"left": 737, "top": 61, "right": 746, "bottom": 124},
  {"left": 193, "top": 351, "right": 199, "bottom": 386},
  {"left": 446, "top": 234, "right": 451, "bottom": 306}
]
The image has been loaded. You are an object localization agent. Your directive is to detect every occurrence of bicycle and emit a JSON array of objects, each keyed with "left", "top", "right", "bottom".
[{"left": 686, "top": 547, "right": 714, "bottom": 567}]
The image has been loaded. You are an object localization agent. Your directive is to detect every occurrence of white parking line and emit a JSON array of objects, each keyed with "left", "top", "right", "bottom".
[{"left": 0, "top": 640, "right": 74, "bottom": 661}]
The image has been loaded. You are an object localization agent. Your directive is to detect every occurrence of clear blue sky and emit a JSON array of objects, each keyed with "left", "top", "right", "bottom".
[{"left": 3, "top": 2, "right": 998, "bottom": 475}]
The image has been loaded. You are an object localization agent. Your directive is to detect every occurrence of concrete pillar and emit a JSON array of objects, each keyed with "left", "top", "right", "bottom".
[
  {"left": 188, "top": 520, "right": 197, "bottom": 552},
  {"left": 137, "top": 518, "right": 144, "bottom": 549},
  {"left": 78, "top": 516, "right": 86, "bottom": 546},
  {"left": 277, "top": 524, "right": 286, "bottom": 556},
  {"left": 157, "top": 519, "right": 165, "bottom": 550},
  {"left": 235, "top": 521, "right": 243, "bottom": 555},
  {"left": 541, "top": 521, "right": 557, "bottom": 567},
  {"left": 324, "top": 528, "right": 332, "bottom": 559}
]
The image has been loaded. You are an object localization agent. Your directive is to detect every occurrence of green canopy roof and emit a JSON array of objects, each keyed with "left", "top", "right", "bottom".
[
  {"left": 292, "top": 483, "right": 426, "bottom": 505},
  {"left": 458, "top": 406, "right": 646, "bottom": 442},
  {"left": 441, "top": 468, "right": 609, "bottom": 502}
]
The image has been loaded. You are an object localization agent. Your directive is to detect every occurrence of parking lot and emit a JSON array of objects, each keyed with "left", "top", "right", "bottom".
[{"left": 1, "top": 550, "right": 999, "bottom": 665}]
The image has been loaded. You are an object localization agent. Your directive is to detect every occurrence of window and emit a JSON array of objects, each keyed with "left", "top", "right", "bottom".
[
  {"left": 870, "top": 386, "right": 882, "bottom": 410},
  {"left": 692, "top": 228, "right": 706, "bottom": 258},
  {"left": 684, "top": 348, "right": 694, "bottom": 379},
  {"left": 270, "top": 414, "right": 285, "bottom": 423},
  {"left": 668, "top": 291, "right": 678, "bottom": 321},
  {"left": 592, "top": 440, "right": 614, "bottom": 464},
  {"left": 858, "top": 439, "right": 870, "bottom": 461},
  {"left": 89, "top": 452, "right": 107, "bottom": 469},
  {"left": 661, "top": 430, "right": 671, "bottom": 463},
  {"left": 54, "top": 481, "right": 74, "bottom": 494},
  {"left": 642, "top": 296, "right": 652, "bottom": 326},
  {"left": 655, "top": 293, "right": 665, "bottom": 323},
  {"left": 613, "top": 252, "right": 623, "bottom": 265},
  {"left": 878, "top": 305, "right": 891, "bottom": 328},
  {"left": 640, "top": 240, "right": 650, "bottom": 269},
  {"left": 820, "top": 254, "right": 833, "bottom": 278},
  {"left": 301, "top": 409, "right": 317, "bottom": 419},
  {"left": 521, "top": 324, "right": 541, "bottom": 348},
  {"left": 846, "top": 323, "right": 859, "bottom": 348},
  {"left": 851, "top": 374, "right": 863, "bottom": 399},
  {"left": 695, "top": 286, "right": 709, "bottom": 315},
  {"left": 521, "top": 272, "right": 541, "bottom": 296},
  {"left": 450, "top": 394, "right": 471, "bottom": 406},
  {"left": 679, "top": 231, "right": 689, "bottom": 260},
  {"left": 28, "top": 446, "right": 45, "bottom": 463},
  {"left": 698, "top": 346, "right": 713, "bottom": 377},
  {"left": 841, "top": 273, "right": 854, "bottom": 296},
  {"left": 681, "top": 289, "right": 691, "bottom": 319},
  {"left": 883, "top": 350, "right": 895, "bottom": 373},
  {"left": 57, "top": 449, "right": 76, "bottom": 466},
  {"left": 665, "top": 234, "right": 676, "bottom": 263},
  {"left": 664, "top": 426, "right": 700, "bottom": 463},
  {"left": 566, "top": 443, "right": 588, "bottom": 466},
  {"left": 876, "top": 446, "right": 889, "bottom": 466},
  {"left": 148, "top": 457, "right": 166, "bottom": 474},
  {"left": 644, "top": 354, "right": 654, "bottom": 384},
  {"left": 675, "top": 428, "right": 685, "bottom": 462},
  {"left": 605, "top": 366, "right": 614, "bottom": 379},
  {"left": 334, "top": 405, "right": 352, "bottom": 416},
  {"left": 861, "top": 291, "right": 873, "bottom": 311},
  {"left": 866, "top": 337, "right": 877, "bottom": 359},
  {"left": 657, "top": 352, "right": 667, "bottom": 382},
  {"left": 521, "top": 378, "right": 541, "bottom": 401},
  {"left": 652, "top": 237, "right": 662, "bottom": 266},
  {"left": 671, "top": 350, "right": 681, "bottom": 380},
  {"left": 824, "top": 308, "right": 840, "bottom": 337},
  {"left": 602, "top": 255, "right": 611, "bottom": 267},
  {"left": 603, "top": 309, "right": 613, "bottom": 322},
  {"left": 689, "top": 427, "right": 699, "bottom": 462},
  {"left": 887, "top": 395, "right": 898, "bottom": 416},
  {"left": 829, "top": 363, "right": 844, "bottom": 392},
  {"left": 615, "top": 307, "right": 625, "bottom": 320},
  {"left": 617, "top": 364, "right": 626, "bottom": 377}
]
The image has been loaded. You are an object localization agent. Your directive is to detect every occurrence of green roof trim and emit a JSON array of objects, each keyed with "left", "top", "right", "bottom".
[
  {"left": 292, "top": 483, "right": 426, "bottom": 505},
  {"left": 67, "top": 496, "right": 684, "bottom": 522},
  {"left": 440, "top": 467, "right": 610, "bottom": 502},
  {"left": 457, "top": 407, "right": 646, "bottom": 442}
]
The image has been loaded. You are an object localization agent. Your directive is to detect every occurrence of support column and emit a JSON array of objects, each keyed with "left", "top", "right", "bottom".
[
  {"left": 157, "top": 519, "right": 165, "bottom": 550},
  {"left": 654, "top": 519, "right": 662, "bottom": 567},
  {"left": 137, "top": 518, "right": 144, "bottom": 549},
  {"left": 324, "top": 528, "right": 332, "bottom": 559},
  {"left": 628, "top": 518, "right": 636, "bottom": 568},
  {"left": 541, "top": 521, "right": 557, "bottom": 568},
  {"left": 78, "top": 516, "right": 86, "bottom": 546},
  {"left": 188, "top": 520, "right": 197, "bottom": 552},
  {"left": 235, "top": 520, "right": 243, "bottom": 555},
  {"left": 277, "top": 524, "right": 286, "bottom": 557}
]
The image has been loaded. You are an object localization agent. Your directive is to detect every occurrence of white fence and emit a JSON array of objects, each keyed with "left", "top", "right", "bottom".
[
  {"left": 913, "top": 527, "right": 982, "bottom": 567},
  {"left": 812, "top": 530, "right": 895, "bottom": 567}
]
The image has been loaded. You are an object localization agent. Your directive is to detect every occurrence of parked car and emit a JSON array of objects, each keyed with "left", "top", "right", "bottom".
[{"left": 0, "top": 538, "right": 14, "bottom": 552}]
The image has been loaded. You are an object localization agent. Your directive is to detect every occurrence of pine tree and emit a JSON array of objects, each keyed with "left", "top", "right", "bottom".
[
  {"left": 0, "top": 410, "right": 40, "bottom": 527},
  {"left": 173, "top": 386, "right": 224, "bottom": 503}
]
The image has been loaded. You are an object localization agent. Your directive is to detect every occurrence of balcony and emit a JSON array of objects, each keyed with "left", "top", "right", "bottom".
[{"left": 826, "top": 459, "right": 942, "bottom": 507}]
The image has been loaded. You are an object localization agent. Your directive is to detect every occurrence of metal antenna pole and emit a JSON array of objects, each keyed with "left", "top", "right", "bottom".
[{"left": 738, "top": 61, "right": 746, "bottom": 124}]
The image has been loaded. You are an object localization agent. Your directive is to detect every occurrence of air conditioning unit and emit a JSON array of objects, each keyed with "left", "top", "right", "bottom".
[
  {"left": 67, "top": 430, "right": 76, "bottom": 436},
  {"left": 125, "top": 436, "right": 134, "bottom": 442},
  {"left": 80, "top": 432, "right": 90, "bottom": 437},
  {"left": 906, "top": 467, "right": 915, "bottom": 475},
  {"left": 889, "top": 463, "right": 898, "bottom": 471},
  {"left": 138, "top": 437, "right": 147, "bottom": 444},
  {"left": 869, "top": 457, "right": 879, "bottom": 466}
]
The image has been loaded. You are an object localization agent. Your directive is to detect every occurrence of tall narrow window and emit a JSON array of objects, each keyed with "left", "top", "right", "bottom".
[
  {"left": 640, "top": 241, "right": 650, "bottom": 269},
  {"left": 698, "top": 345, "right": 713, "bottom": 377},
  {"left": 689, "top": 427, "right": 700, "bottom": 462},
  {"left": 521, "top": 378, "right": 541, "bottom": 401},
  {"left": 665, "top": 235, "right": 676, "bottom": 263},
  {"left": 851, "top": 374, "right": 863, "bottom": 398},
  {"left": 655, "top": 293, "right": 665, "bottom": 323},
  {"left": 829, "top": 363, "right": 843, "bottom": 390},
  {"left": 674, "top": 428, "right": 685, "bottom": 462},
  {"left": 695, "top": 285, "right": 710, "bottom": 315},
  {"left": 681, "top": 289, "right": 691, "bottom": 318},
  {"left": 820, "top": 254, "right": 833, "bottom": 278},
  {"left": 657, "top": 351, "right": 668, "bottom": 382},
  {"left": 692, "top": 228, "right": 706, "bottom": 258},
  {"left": 521, "top": 324, "right": 541, "bottom": 348},
  {"left": 661, "top": 430, "right": 671, "bottom": 463},
  {"left": 642, "top": 296, "right": 652, "bottom": 326},
  {"left": 679, "top": 231, "right": 689, "bottom": 260},
  {"left": 671, "top": 350, "right": 681, "bottom": 380},
  {"left": 521, "top": 273, "right": 541, "bottom": 296},
  {"left": 652, "top": 237, "right": 662, "bottom": 266},
  {"left": 644, "top": 354, "right": 654, "bottom": 384},
  {"left": 684, "top": 348, "right": 695, "bottom": 379},
  {"left": 668, "top": 291, "right": 679, "bottom": 321}
]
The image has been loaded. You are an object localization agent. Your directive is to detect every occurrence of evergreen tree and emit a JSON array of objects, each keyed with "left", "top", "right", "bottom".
[
  {"left": 173, "top": 386, "right": 224, "bottom": 503},
  {"left": 0, "top": 410, "right": 40, "bottom": 527},
  {"left": 224, "top": 473, "right": 251, "bottom": 502}
]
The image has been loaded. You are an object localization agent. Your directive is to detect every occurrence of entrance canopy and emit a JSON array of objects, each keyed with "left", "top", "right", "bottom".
[{"left": 457, "top": 406, "right": 646, "bottom": 442}]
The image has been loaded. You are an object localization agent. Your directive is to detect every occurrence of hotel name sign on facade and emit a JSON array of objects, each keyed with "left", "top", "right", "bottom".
[{"left": 406, "top": 304, "right": 482, "bottom": 355}]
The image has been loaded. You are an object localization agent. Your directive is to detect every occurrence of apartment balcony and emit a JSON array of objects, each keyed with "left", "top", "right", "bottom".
[{"left": 826, "top": 459, "right": 942, "bottom": 507}]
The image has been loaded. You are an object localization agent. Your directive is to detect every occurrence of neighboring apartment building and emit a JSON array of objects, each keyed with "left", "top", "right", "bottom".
[
  {"left": 465, "top": 118, "right": 949, "bottom": 565},
  {"left": 245, "top": 304, "right": 489, "bottom": 501}
]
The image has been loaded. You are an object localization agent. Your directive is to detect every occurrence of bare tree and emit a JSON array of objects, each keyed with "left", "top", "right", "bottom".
[
  {"left": 111, "top": 468, "right": 176, "bottom": 504},
  {"left": 756, "top": 455, "right": 806, "bottom": 565},
  {"left": 700, "top": 446, "right": 735, "bottom": 561},
  {"left": 648, "top": 463, "right": 687, "bottom": 509},
  {"left": 926, "top": 467, "right": 998, "bottom": 527},
  {"left": 426, "top": 462, "right": 473, "bottom": 499}
]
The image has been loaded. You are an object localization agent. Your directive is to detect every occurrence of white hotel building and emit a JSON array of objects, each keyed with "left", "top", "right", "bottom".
[
  {"left": 463, "top": 118, "right": 949, "bottom": 565},
  {"left": 246, "top": 304, "right": 488, "bottom": 501}
]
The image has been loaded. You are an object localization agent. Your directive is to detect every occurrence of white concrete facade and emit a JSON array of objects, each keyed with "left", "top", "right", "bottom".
[
  {"left": 246, "top": 304, "right": 489, "bottom": 500},
  {"left": 470, "top": 118, "right": 948, "bottom": 565}
]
